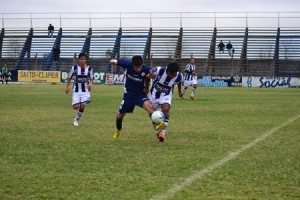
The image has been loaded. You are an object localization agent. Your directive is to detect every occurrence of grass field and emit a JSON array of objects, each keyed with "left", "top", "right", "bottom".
[{"left": 0, "top": 84, "right": 299, "bottom": 200}]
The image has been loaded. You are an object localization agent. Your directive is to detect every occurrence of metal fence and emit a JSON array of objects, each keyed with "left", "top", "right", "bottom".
[{"left": 1, "top": 12, "right": 300, "bottom": 29}]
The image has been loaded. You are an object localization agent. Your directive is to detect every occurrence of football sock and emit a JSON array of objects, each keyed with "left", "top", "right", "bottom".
[
  {"left": 76, "top": 110, "right": 83, "bottom": 121},
  {"left": 163, "top": 113, "right": 169, "bottom": 130},
  {"left": 116, "top": 119, "right": 122, "bottom": 130},
  {"left": 191, "top": 88, "right": 196, "bottom": 96}
]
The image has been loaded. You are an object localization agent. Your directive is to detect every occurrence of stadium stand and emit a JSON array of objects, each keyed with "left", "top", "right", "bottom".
[{"left": 0, "top": 13, "right": 299, "bottom": 77}]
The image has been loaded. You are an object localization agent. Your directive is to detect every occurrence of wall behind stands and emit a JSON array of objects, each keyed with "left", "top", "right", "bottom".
[{"left": 3, "top": 70, "right": 300, "bottom": 88}]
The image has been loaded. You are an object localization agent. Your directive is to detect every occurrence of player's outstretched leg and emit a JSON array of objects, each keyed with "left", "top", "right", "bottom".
[
  {"left": 190, "top": 86, "right": 197, "bottom": 100},
  {"left": 191, "top": 86, "right": 197, "bottom": 100},
  {"left": 156, "top": 113, "right": 169, "bottom": 143},
  {"left": 113, "top": 118, "right": 123, "bottom": 139},
  {"left": 113, "top": 129, "right": 121, "bottom": 139},
  {"left": 157, "top": 131, "right": 165, "bottom": 142},
  {"left": 155, "top": 121, "right": 166, "bottom": 132}
]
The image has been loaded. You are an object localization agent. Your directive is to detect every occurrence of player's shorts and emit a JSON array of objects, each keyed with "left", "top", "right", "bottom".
[
  {"left": 118, "top": 93, "right": 149, "bottom": 114},
  {"left": 149, "top": 94, "right": 172, "bottom": 110},
  {"left": 2, "top": 73, "right": 8, "bottom": 79},
  {"left": 72, "top": 92, "right": 91, "bottom": 105},
  {"left": 183, "top": 77, "right": 197, "bottom": 87}
]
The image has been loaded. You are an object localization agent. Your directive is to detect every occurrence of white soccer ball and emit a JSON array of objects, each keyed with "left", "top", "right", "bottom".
[{"left": 151, "top": 111, "right": 164, "bottom": 124}]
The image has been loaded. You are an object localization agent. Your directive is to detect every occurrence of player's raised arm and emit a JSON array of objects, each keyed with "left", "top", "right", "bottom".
[
  {"left": 110, "top": 59, "right": 118, "bottom": 65},
  {"left": 146, "top": 71, "right": 155, "bottom": 79},
  {"left": 110, "top": 59, "right": 133, "bottom": 69}
]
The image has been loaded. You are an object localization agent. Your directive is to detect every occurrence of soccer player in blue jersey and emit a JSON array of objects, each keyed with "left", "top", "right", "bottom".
[
  {"left": 182, "top": 58, "right": 198, "bottom": 100},
  {"left": 147, "top": 62, "right": 183, "bottom": 142},
  {"left": 110, "top": 55, "right": 158, "bottom": 139},
  {"left": 65, "top": 52, "right": 94, "bottom": 126}
]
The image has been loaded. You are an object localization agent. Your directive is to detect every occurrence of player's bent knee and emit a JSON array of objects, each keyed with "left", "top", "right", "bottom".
[
  {"left": 73, "top": 104, "right": 79, "bottom": 110},
  {"left": 144, "top": 101, "right": 154, "bottom": 112}
]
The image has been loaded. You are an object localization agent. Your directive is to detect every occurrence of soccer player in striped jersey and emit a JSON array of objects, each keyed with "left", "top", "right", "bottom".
[
  {"left": 110, "top": 56, "right": 156, "bottom": 139},
  {"left": 65, "top": 52, "right": 94, "bottom": 126},
  {"left": 147, "top": 62, "right": 183, "bottom": 142},
  {"left": 182, "top": 58, "right": 198, "bottom": 100}
]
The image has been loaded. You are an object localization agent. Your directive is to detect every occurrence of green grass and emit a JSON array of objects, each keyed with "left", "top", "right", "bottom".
[{"left": 0, "top": 84, "right": 299, "bottom": 200}]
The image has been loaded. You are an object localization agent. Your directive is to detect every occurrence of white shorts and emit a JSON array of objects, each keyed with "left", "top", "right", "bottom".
[
  {"left": 183, "top": 77, "right": 197, "bottom": 87},
  {"left": 149, "top": 94, "right": 172, "bottom": 110},
  {"left": 72, "top": 92, "right": 91, "bottom": 105}
]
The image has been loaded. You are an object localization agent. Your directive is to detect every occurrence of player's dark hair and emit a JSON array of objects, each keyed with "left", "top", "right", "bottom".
[
  {"left": 78, "top": 52, "right": 87, "bottom": 59},
  {"left": 132, "top": 55, "right": 143, "bottom": 66},
  {"left": 167, "top": 62, "right": 179, "bottom": 73}
]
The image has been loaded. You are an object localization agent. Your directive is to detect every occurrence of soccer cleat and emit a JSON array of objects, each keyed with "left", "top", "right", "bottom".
[
  {"left": 157, "top": 132, "right": 165, "bottom": 142},
  {"left": 113, "top": 129, "right": 121, "bottom": 139},
  {"left": 73, "top": 119, "right": 79, "bottom": 126},
  {"left": 190, "top": 96, "right": 196, "bottom": 100},
  {"left": 155, "top": 121, "right": 165, "bottom": 132}
]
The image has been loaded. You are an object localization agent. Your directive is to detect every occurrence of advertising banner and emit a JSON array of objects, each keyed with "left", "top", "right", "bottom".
[
  {"left": 242, "top": 76, "right": 300, "bottom": 88},
  {"left": 61, "top": 72, "right": 106, "bottom": 84},
  {"left": 0, "top": 70, "right": 17, "bottom": 82},
  {"left": 197, "top": 76, "right": 242, "bottom": 87},
  {"left": 110, "top": 73, "right": 125, "bottom": 85},
  {"left": 61, "top": 72, "right": 125, "bottom": 85},
  {"left": 105, "top": 73, "right": 114, "bottom": 85},
  {"left": 18, "top": 70, "right": 61, "bottom": 83},
  {"left": 104, "top": 73, "right": 125, "bottom": 85}
]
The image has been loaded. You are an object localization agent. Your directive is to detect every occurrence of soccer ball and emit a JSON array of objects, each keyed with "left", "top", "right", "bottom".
[{"left": 151, "top": 111, "right": 164, "bottom": 124}]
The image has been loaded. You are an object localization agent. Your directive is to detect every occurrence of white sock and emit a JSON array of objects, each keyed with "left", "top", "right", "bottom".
[
  {"left": 163, "top": 122, "right": 168, "bottom": 130},
  {"left": 191, "top": 88, "right": 196, "bottom": 96},
  {"left": 182, "top": 88, "right": 186, "bottom": 96}
]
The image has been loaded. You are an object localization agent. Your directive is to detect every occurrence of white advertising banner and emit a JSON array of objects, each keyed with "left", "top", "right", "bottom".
[{"left": 242, "top": 76, "right": 300, "bottom": 88}]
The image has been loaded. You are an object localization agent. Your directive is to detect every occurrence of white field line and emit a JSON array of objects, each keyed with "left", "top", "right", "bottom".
[{"left": 150, "top": 113, "right": 300, "bottom": 200}]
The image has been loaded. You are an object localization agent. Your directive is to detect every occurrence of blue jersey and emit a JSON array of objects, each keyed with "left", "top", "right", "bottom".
[
  {"left": 150, "top": 66, "right": 183, "bottom": 99},
  {"left": 117, "top": 60, "right": 151, "bottom": 96}
]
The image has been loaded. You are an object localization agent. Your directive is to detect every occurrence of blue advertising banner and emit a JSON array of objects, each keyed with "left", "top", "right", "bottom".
[
  {"left": 242, "top": 76, "right": 300, "bottom": 88},
  {"left": 197, "top": 76, "right": 242, "bottom": 87},
  {"left": 0, "top": 70, "right": 18, "bottom": 82}
]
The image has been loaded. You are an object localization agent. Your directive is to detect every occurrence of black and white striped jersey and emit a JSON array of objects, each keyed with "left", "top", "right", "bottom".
[
  {"left": 68, "top": 64, "right": 94, "bottom": 93},
  {"left": 150, "top": 66, "right": 183, "bottom": 99},
  {"left": 184, "top": 63, "right": 196, "bottom": 81}
]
